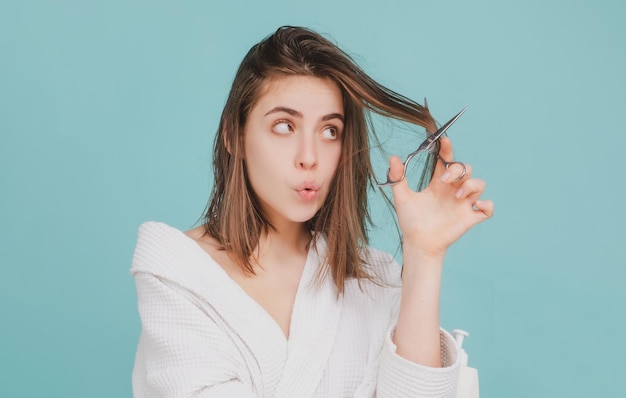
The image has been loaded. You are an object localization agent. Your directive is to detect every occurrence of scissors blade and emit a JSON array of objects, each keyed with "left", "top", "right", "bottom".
[{"left": 418, "top": 106, "right": 468, "bottom": 152}]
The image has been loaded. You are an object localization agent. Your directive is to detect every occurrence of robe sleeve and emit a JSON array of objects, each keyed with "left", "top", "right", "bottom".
[
  {"left": 132, "top": 272, "right": 259, "bottom": 398},
  {"left": 376, "top": 326, "right": 460, "bottom": 397},
  {"left": 373, "top": 253, "right": 461, "bottom": 398}
]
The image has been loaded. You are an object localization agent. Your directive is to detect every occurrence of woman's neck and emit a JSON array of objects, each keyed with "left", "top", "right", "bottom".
[{"left": 256, "top": 222, "right": 310, "bottom": 268}]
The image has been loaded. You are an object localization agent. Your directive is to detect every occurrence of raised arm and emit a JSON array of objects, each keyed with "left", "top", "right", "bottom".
[{"left": 387, "top": 137, "right": 493, "bottom": 366}]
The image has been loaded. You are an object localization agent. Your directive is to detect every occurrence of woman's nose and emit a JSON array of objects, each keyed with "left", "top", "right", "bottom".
[{"left": 296, "top": 134, "right": 318, "bottom": 169}]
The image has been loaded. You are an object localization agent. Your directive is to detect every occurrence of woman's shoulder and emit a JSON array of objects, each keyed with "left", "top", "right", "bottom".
[
  {"left": 132, "top": 221, "right": 187, "bottom": 256},
  {"left": 364, "top": 245, "right": 402, "bottom": 284},
  {"left": 183, "top": 224, "right": 208, "bottom": 242},
  {"left": 341, "top": 245, "right": 402, "bottom": 298},
  {"left": 130, "top": 221, "right": 213, "bottom": 277}
]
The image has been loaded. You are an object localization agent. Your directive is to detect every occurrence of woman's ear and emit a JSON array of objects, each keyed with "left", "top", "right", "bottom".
[
  {"left": 224, "top": 131, "right": 245, "bottom": 160},
  {"left": 223, "top": 133, "right": 232, "bottom": 155}
]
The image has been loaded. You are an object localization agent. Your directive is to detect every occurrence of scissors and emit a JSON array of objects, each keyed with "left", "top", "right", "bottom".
[{"left": 377, "top": 106, "right": 468, "bottom": 187}]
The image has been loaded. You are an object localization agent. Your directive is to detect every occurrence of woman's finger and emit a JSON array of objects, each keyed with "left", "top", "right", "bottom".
[
  {"left": 473, "top": 199, "right": 495, "bottom": 220},
  {"left": 431, "top": 137, "right": 454, "bottom": 180},
  {"left": 454, "top": 178, "right": 485, "bottom": 200},
  {"left": 388, "top": 155, "right": 412, "bottom": 201},
  {"left": 438, "top": 137, "right": 455, "bottom": 162},
  {"left": 440, "top": 162, "right": 472, "bottom": 184},
  {"left": 433, "top": 137, "right": 473, "bottom": 185}
]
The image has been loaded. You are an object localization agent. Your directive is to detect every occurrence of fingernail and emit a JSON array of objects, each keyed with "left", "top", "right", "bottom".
[
  {"left": 440, "top": 172, "right": 450, "bottom": 182},
  {"left": 455, "top": 188, "right": 464, "bottom": 198}
]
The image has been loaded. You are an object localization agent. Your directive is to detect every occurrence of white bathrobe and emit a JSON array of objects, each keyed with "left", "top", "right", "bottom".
[{"left": 131, "top": 222, "right": 460, "bottom": 397}]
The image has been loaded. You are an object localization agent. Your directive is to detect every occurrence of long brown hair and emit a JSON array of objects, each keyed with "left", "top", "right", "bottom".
[{"left": 203, "top": 26, "right": 437, "bottom": 294}]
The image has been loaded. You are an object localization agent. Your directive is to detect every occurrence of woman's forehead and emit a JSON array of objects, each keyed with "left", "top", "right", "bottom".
[{"left": 253, "top": 75, "right": 344, "bottom": 117}]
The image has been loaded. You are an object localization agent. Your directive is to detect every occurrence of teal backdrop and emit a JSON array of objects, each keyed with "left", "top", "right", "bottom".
[{"left": 1, "top": 0, "right": 624, "bottom": 396}]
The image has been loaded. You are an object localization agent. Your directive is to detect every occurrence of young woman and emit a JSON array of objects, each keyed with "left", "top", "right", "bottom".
[{"left": 130, "top": 26, "right": 493, "bottom": 397}]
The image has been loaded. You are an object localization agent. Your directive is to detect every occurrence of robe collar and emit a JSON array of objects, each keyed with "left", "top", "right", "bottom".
[{"left": 131, "top": 222, "right": 342, "bottom": 398}]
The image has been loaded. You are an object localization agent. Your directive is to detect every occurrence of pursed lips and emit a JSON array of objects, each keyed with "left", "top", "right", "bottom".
[
  {"left": 295, "top": 181, "right": 320, "bottom": 191},
  {"left": 295, "top": 181, "right": 320, "bottom": 200}
]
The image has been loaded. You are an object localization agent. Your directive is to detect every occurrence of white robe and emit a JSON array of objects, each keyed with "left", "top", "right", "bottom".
[{"left": 131, "top": 222, "right": 460, "bottom": 397}]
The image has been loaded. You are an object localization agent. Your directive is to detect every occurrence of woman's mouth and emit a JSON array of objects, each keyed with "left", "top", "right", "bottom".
[{"left": 296, "top": 183, "right": 319, "bottom": 201}]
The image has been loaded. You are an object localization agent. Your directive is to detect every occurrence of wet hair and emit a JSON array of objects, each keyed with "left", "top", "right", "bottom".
[{"left": 203, "top": 26, "right": 437, "bottom": 294}]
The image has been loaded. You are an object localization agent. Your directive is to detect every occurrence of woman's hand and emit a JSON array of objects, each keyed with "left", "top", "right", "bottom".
[{"left": 387, "top": 137, "right": 494, "bottom": 260}]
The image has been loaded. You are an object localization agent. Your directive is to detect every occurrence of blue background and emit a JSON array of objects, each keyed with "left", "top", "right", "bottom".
[{"left": 1, "top": 0, "right": 624, "bottom": 396}]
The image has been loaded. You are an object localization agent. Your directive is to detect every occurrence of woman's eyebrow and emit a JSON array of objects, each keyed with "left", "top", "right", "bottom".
[
  {"left": 264, "top": 106, "right": 302, "bottom": 118},
  {"left": 264, "top": 106, "right": 344, "bottom": 123},
  {"left": 321, "top": 113, "right": 344, "bottom": 123}
]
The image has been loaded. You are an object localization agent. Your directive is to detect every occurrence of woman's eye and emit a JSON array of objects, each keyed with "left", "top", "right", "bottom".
[
  {"left": 321, "top": 126, "right": 339, "bottom": 140},
  {"left": 272, "top": 121, "right": 292, "bottom": 135}
]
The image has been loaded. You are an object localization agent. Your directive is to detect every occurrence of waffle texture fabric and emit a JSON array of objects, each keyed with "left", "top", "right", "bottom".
[{"left": 131, "top": 222, "right": 460, "bottom": 398}]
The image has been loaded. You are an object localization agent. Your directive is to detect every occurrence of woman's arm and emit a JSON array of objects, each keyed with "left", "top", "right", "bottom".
[
  {"left": 374, "top": 255, "right": 461, "bottom": 398},
  {"left": 387, "top": 137, "right": 494, "bottom": 366},
  {"left": 394, "top": 247, "right": 446, "bottom": 366}
]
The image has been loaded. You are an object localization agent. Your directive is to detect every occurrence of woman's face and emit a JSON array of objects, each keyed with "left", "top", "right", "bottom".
[{"left": 243, "top": 75, "right": 344, "bottom": 230}]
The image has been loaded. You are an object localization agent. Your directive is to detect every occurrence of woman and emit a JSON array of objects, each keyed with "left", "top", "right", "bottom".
[{"left": 131, "top": 26, "right": 493, "bottom": 397}]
